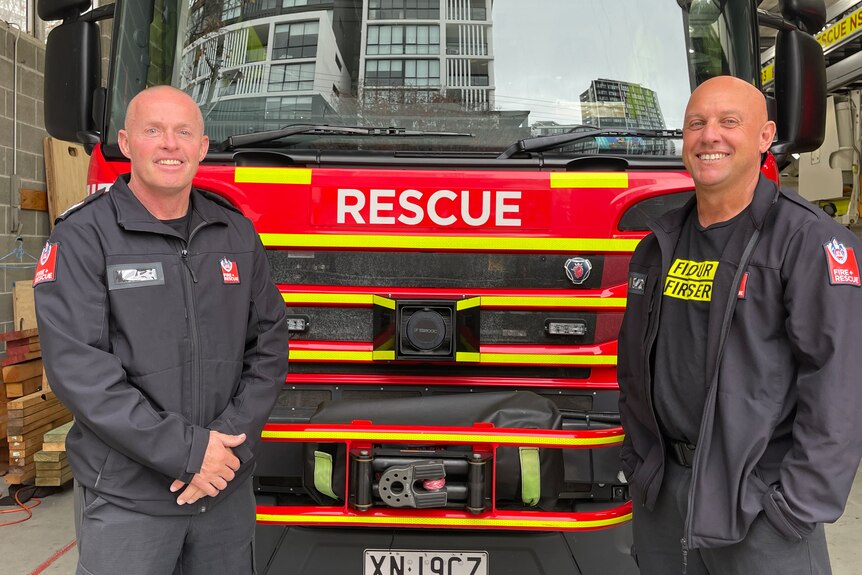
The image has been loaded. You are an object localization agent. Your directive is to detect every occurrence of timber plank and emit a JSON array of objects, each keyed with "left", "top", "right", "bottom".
[
  {"left": 34, "top": 466, "right": 70, "bottom": 477},
  {"left": 1, "top": 350, "right": 41, "bottom": 366},
  {"left": 5, "top": 339, "right": 41, "bottom": 354},
  {"left": 0, "top": 328, "right": 39, "bottom": 343},
  {"left": 35, "top": 469, "right": 73, "bottom": 487},
  {"left": 12, "top": 282, "right": 36, "bottom": 331},
  {"left": 5, "top": 390, "right": 54, "bottom": 410},
  {"left": 8, "top": 410, "right": 72, "bottom": 436},
  {"left": 10, "top": 453, "right": 35, "bottom": 467},
  {"left": 35, "top": 461, "right": 67, "bottom": 471},
  {"left": 35, "top": 450, "right": 67, "bottom": 463},
  {"left": 44, "top": 420, "right": 73, "bottom": 444},
  {"left": 19, "top": 189, "right": 48, "bottom": 212},
  {"left": 2, "top": 359, "right": 43, "bottom": 383},
  {"left": 44, "top": 137, "right": 89, "bottom": 229},
  {"left": 9, "top": 435, "right": 46, "bottom": 453},
  {"left": 4, "top": 462, "right": 36, "bottom": 485},
  {"left": 4, "top": 375, "right": 44, "bottom": 398},
  {"left": 7, "top": 396, "right": 60, "bottom": 419},
  {"left": 8, "top": 403, "right": 67, "bottom": 428}
]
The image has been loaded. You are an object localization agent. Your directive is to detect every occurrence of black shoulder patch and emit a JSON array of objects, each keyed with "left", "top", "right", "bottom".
[
  {"left": 55, "top": 189, "right": 109, "bottom": 224},
  {"left": 197, "top": 190, "right": 242, "bottom": 214}
]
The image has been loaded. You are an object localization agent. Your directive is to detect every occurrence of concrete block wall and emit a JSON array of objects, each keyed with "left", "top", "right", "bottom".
[{"left": 0, "top": 21, "right": 51, "bottom": 344}]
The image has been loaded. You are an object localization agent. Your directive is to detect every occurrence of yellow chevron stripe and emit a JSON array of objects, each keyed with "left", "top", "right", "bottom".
[
  {"left": 456, "top": 297, "right": 481, "bottom": 310},
  {"left": 477, "top": 296, "right": 626, "bottom": 308},
  {"left": 282, "top": 293, "right": 626, "bottom": 309},
  {"left": 260, "top": 429, "right": 623, "bottom": 447},
  {"left": 550, "top": 172, "right": 629, "bottom": 189},
  {"left": 261, "top": 233, "right": 639, "bottom": 252},
  {"left": 372, "top": 295, "right": 396, "bottom": 309},
  {"left": 291, "top": 350, "right": 373, "bottom": 361},
  {"left": 477, "top": 354, "right": 617, "bottom": 366},
  {"left": 234, "top": 167, "right": 312, "bottom": 185},
  {"left": 256, "top": 511, "right": 632, "bottom": 529},
  {"left": 282, "top": 293, "right": 377, "bottom": 305},
  {"left": 290, "top": 349, "right": 617, "bottom": 366}
]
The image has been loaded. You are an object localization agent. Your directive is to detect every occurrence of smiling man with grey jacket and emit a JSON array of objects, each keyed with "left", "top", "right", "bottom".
[
  {"left": 34, "top": 86, "right": 288, "bottom": 575},
  {"left": 618, "top": 76, "right": 862, "bottom": 574}
]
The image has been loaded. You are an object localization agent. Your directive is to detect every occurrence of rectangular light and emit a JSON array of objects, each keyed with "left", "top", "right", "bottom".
[
  {"left": 545, "top": 320, "right": 587, "bottom": 336},
  {"left": 286, "top": 315, "right": 309, "bottom": 332}
]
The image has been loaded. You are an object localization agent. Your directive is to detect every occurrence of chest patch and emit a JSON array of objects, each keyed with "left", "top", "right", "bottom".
[
  {"left": 221, "top": 258, "right": 240, "bottom": 284},
  {"left": 824, "top": 238, "right": 861, "bottom": 287},
  {"left": 663, "top": 258, "right": 718, "bottom": 302},
  {"left": 107, "top": 262, "right": 165, "bottom": 290}
]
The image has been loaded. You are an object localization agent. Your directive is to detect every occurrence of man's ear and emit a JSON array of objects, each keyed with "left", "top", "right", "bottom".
[
  {"left": 760, "top": 120, "right": 777, "bottom": 153},
  {"left": 118, "top": 129, "right": 132, "bottom": 160},
  {"left": 199, "top": 135, "right": 209, "bottom": 161}
]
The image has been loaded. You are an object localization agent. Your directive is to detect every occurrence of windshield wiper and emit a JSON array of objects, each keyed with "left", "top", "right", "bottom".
[
  {"left": 497, "top": 127, "right": 684, "bottom": 159},
  {"left": 217, "top": 124, "right": 473, "bottom": 152}
]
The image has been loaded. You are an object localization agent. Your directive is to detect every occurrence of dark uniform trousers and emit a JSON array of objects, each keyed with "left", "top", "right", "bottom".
[
  {"left": 74, "top": 479, "right": 256, "bottom": 575},
  {"left": 631, "top": 457, "right": 832, "bottom": 575}
]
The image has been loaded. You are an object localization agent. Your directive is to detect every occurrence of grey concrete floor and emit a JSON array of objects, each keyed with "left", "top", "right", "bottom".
[{"left": 0, "top": 466, "right": 860, "bottom": 574}]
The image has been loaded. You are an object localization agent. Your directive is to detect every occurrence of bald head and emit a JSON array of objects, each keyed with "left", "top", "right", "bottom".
[
  {"left": 125, "top": 86, "right": 205, "bottom": 134},
  {"left": 681, "top": 75, "right": 776, "bottom": 216},
  {"left": 686, "top": 76, "right": 770, "bottom": 127}
]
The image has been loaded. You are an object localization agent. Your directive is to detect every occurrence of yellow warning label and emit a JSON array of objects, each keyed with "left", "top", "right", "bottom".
[
  {"left": 663, "top": 258, "right": 718, "bottom": 302},
  {"left": 816, "top": 7, "right": 862, "bottom": 51}
]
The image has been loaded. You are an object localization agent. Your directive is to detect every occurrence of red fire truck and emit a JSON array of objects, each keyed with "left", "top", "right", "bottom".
[{"left": 39, "top": 0, "right": 827, "bottom": 573}]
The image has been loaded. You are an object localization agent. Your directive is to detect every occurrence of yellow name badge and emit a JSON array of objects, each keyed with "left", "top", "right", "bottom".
[{"left": 664, "top": 259, "right": 718, "bottom": 302}]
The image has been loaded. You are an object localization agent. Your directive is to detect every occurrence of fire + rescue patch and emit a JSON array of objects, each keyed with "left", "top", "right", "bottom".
[
  {"left": 628, "top": 272, "right": 646, "bottom": 295},
  {"left": 564, "top": 257, "right": 592, "bottom": 285},
  {"left": 824, "top": 237, "right": 861, "bottom": 287},
  {"left": 663, "top": 258, "right": 718, "bottom": 301},
  {"left": 33, "top": 242, "right": 58, "bottom": 286},
  {"left": 221, "top": 258, "right": 240, "bottom": 284},
  {"left": 106, "top": 262, "right": 165, "bottom": 290}
]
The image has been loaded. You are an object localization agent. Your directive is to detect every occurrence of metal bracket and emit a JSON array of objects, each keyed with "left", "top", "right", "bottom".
[{"left": 377, "top": 461, "right": 447, "bottom": 509}]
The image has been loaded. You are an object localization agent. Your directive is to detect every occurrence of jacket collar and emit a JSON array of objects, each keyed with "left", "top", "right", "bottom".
[
  {"left": 652, "top": 173, "right": 779, "bottom": 236},
  {"left": 110, "top": 174, "right": 230, "bottom": 234}
]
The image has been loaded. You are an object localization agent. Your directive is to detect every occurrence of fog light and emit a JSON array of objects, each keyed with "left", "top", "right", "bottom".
[{"left": 545, "top": 319, "right": 587, "bottom": 336}]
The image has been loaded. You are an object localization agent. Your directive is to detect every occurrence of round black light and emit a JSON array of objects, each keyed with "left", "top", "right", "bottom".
[{"left": 405, "top": 309, "right": 446, "bottom": 350}]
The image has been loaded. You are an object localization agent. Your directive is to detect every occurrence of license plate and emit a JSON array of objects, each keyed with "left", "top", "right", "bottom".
[{"left": 364, "top": 549, "right": 488, "bottom": 575}]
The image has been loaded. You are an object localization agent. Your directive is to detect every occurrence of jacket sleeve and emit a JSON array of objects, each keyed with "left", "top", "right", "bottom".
[
  {"left": 207, "top": 232, "right": 288, "bottom": 463},
  {"left": 35, "top": 220, "right": 209, "bottom": 482},
  {"left": 767, "top": 219, "right": 862, "bottom": 539}
]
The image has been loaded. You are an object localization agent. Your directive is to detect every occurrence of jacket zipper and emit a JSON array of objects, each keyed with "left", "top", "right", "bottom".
[
  {"left": 179, "top": 221, "right": 210, "bottom": 514},
  {"left": 682, "top": 226, "right": 763, "bottom": 567}
]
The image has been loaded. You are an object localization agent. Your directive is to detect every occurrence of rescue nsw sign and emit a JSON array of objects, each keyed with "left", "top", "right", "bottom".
[{"left": 310, "top": 186, "right": 551, "bottom": 230}]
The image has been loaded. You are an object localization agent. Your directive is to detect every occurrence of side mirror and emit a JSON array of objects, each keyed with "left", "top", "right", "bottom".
[
  {"left": 38, "top": 0, "right": 91, "bottom": 22},
  {"left": 773, "top": 28, "right": 826, "bottom": 154},
  {"left": 44, "top": 20, "right": 100, "bottom": 143}
]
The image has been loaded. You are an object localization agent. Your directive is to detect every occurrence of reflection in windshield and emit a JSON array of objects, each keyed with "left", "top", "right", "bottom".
[{"left": 107, "top": 0, "right": 750, "bottom": 154}]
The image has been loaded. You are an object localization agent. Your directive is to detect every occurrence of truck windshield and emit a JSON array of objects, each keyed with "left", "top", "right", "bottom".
[{"left": 105, "top": 0, "right": 759, "bottom": 155}]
